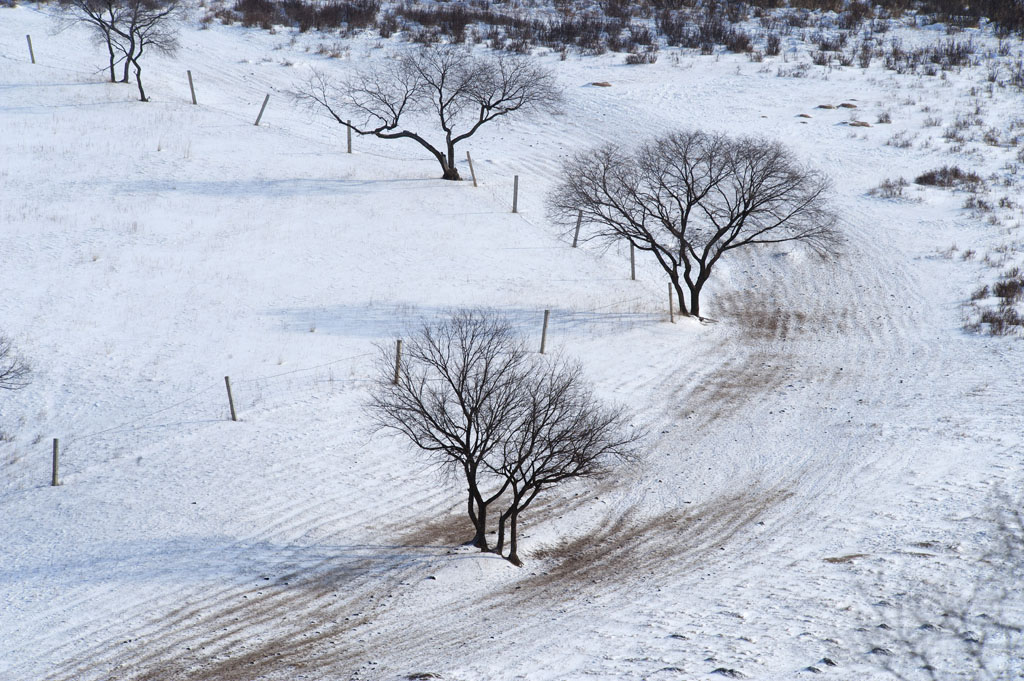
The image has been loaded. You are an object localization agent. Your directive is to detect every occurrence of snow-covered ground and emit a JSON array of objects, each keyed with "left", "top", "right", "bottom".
[{"left": 1, "top": 5, "right": 1022, "bottom": 680}]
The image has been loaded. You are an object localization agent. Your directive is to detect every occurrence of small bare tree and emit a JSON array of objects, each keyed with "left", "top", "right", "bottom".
[
  {"left": 493, "top": 357, "right": 638, "bottom": 566},
  {"left": 366, "top": 311, "right": 529, "bottom": 550},
  {"left": 297, "top": 45, "right": 562, "bottom": 180},
  {"left": 548, "top": 130, "right": 841, "bottom": 318},
  {"left": 0, "top": 335, "right": 31, "bottom": 392},
  {"left": 58, "top": 0, "right": 180, "bottom": 101},
  {"left": 367, "top": 310, "right": 639, "bottom": 564}
]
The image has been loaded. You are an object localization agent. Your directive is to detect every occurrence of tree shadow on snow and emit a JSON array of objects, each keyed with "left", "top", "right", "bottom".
[{"left": 270, "top": 302, "right": 662, "bottom": 341}]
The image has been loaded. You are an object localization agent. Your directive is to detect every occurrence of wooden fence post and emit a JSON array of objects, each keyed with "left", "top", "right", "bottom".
[
  {"left": 347, "top": 120, "right": 352, "bottom": 154},
  {"left": 254, "top": 94, "right": 270, "bottom": 126},
  {"left": 393, "top": 339, "right": 402, "bottom": 385},
  {"left": 572, "top": 210, "right": 582, "bottom": 248},
  {"left": 187, "top": 70, "right": 197, "bottom": 105},
  {"left": 51, "top": 438, "right": 59, "bottom": 486},
  {"left": 466, "top": 151, "right": 477, "bottom": 187},
  {"left": 26, "top": 35, "right": 35, "bottom": 64},
  {"left": 224, "top": 376, "right": 238, "bottom": 421},
  {"left": 540, "top": 309, "right": 550, "bottom": 354},
  {"left": 630, "top": 243, "right": 636, "bottom": 280},
  {"left": 668, "top": 284, "right": 675, "bottom": 324},
  {"left": 512, "top": 175, "right": 519, "bottom": 213}
]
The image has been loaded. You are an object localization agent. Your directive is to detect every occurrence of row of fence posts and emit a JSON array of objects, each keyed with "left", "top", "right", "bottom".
[
  {"left": 20, "top": 42, "right": 520, "bottom": 213},
  {"left": 30, "top": 46, "right": 681, "bottom": 487}
]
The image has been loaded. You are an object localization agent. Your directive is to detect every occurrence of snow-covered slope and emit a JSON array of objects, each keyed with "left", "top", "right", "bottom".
[{"left": 1, "top": 5, "right": 1022, "bottom": 680}]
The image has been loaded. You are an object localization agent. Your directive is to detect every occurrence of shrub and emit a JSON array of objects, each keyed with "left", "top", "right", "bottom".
[
  {"left": 234, "top": 0, "right": 379, "bottom": 31},
  {"left": 869, "top": 177, "right": 908, "bottom": 198},
  {"left": 915, "top": 165, "right": 983, "bottom": 189},
  {"left": 724, "top": 28, "right": 753, "bottom": 53},
  {"left": 625, "top": 50, "right": 658, "bottom": 64},
  {"left": 994, "top": 268, "right": 1024, "bottom": 302},
  {"left": 979, "top": 306, "right": 1023, "bottom": 335}
]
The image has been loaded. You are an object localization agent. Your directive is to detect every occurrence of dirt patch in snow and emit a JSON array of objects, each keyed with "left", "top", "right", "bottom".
[{"left": 510, "top": 487, "right": 794, "bottom": 601}]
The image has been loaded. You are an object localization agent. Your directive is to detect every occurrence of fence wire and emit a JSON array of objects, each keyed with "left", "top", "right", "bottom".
[{"left": 7, "top": 301, "right": 666, "bottom": 492}]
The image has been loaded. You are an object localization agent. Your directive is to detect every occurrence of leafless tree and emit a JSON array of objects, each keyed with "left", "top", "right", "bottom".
[
  {"left": 366, "top": 310, "right": 530, "bottom": 550},
  {"left": 493, "top": 357, "right": 639, "bottom": 566},
  {"left": 0, "top": 335, "right": 31, "bottom": 392},
  {"left": 367, "top": 310, "right": 639, "bottom": 564},
  {"left": 297, "top": 45, "right": 562, "bottom": 180},
  {"left": 548, "top": 130, "right": 841, "bottom": 318},
  {"left": 58, "top": 0, "right": 180, "bottom": 101}
]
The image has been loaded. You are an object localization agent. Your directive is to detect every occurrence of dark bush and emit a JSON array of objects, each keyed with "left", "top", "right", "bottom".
[
  {"left": 234, "top": 0, "right": 279, "bottom": 29},
  {"left": 926, "top": 38, "right": 975, "bottom": 67},
  {"left": 234, "top": 0, "right": 379, "bottom": 31},
  {"left": 814, "top": 32, "right": 847, "bottom": 51},
  {"left": 979, "top": 306, "right": 1023, "bottom": 335},
  {"left": 625, "top": 49, "right": 659, "bottom": 64},
  {"left": 225, "top": 0, "right": 1024, "bottom": 52},
  {"left": 658, "top": 10, "right": 689, "bottom": 45},
  {"left": 994, "top": 268, "right": 1024, "bottom": 303},
  {"left": 915, "top": 165, "right": 983, "bottom": 188},
  {"left": 724, "top": 28, "right": 753, "bottom": 52}
]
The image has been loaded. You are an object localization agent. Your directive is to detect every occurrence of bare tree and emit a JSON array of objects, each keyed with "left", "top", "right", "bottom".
[
  {"left": 366, "top": 310, "right": 530, "bottom": 550},
  {"left": 297, "top": 45, "right": 562, "bottom": 180},
  {"left": 548, "top": 130, "right": 841, "bottom": 318},
  {"left": 493, "top": 357, "right": 639, "bottom": 566},
  {"left": 0, "top": 335, "right": 31, "bottom": 392},
  {"left": 367, "top": 310, "right": 639, "bottom": 564},
  {"left": 58, "top": 0, "right": 180, "bottom": 101}
]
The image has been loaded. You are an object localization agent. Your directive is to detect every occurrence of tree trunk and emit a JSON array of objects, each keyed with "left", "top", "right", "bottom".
[
  {"left": 507, "top": 510, "right": 523, "bottom": 566},
  {"left": 106, "top": 36, "right": 116, "bottom": 82},
  {"left": 494, "top": 506, "right": 512, "bottom": 555},
  {"left": 470, "top": 496, "right": 489, "bottom": 550},
  {"left": 467, "top": 491, "right": 482, "bottom": 546},
  {"left": 133, "top": 58, "right": 147, "bottom": 102},
  {"left": 441, "top": 163, "right": 461, "bottom": 181},
  {"left": 443, "top": 143, "right": 461, "bottom": 181},
  {"left": 670, "top": 276, "right": 689, "bottom": 317},
  {"left": 121, "top": 46, "right": 133, "bottom": 83},
  {"left": 689, "top": 271, "right": 710, "bottom": 318}
]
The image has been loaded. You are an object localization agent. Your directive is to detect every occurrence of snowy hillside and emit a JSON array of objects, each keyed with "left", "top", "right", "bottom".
[{"left": 1, "top": 3, "right": 1022, "bottom": 680}]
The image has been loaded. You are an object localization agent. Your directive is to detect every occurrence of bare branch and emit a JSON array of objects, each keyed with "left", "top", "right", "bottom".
[{"left": 0, "top": 336, "right": 31, "bottom": 392}]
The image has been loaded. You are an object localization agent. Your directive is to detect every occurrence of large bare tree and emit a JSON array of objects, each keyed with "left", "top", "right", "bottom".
[
  {"left": 298, "top": 45, "right": 562, "bottom": 180},
  {"left": 548, "top": 131, "right": 841, "bottom": 318},
  {"left": 58, "top": 0, "right": 180, "bottom": 101}
]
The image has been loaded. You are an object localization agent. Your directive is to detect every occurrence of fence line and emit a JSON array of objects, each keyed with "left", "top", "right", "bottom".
[{"left": 22, "top": 296, "right": 667, "bottom": 491}]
